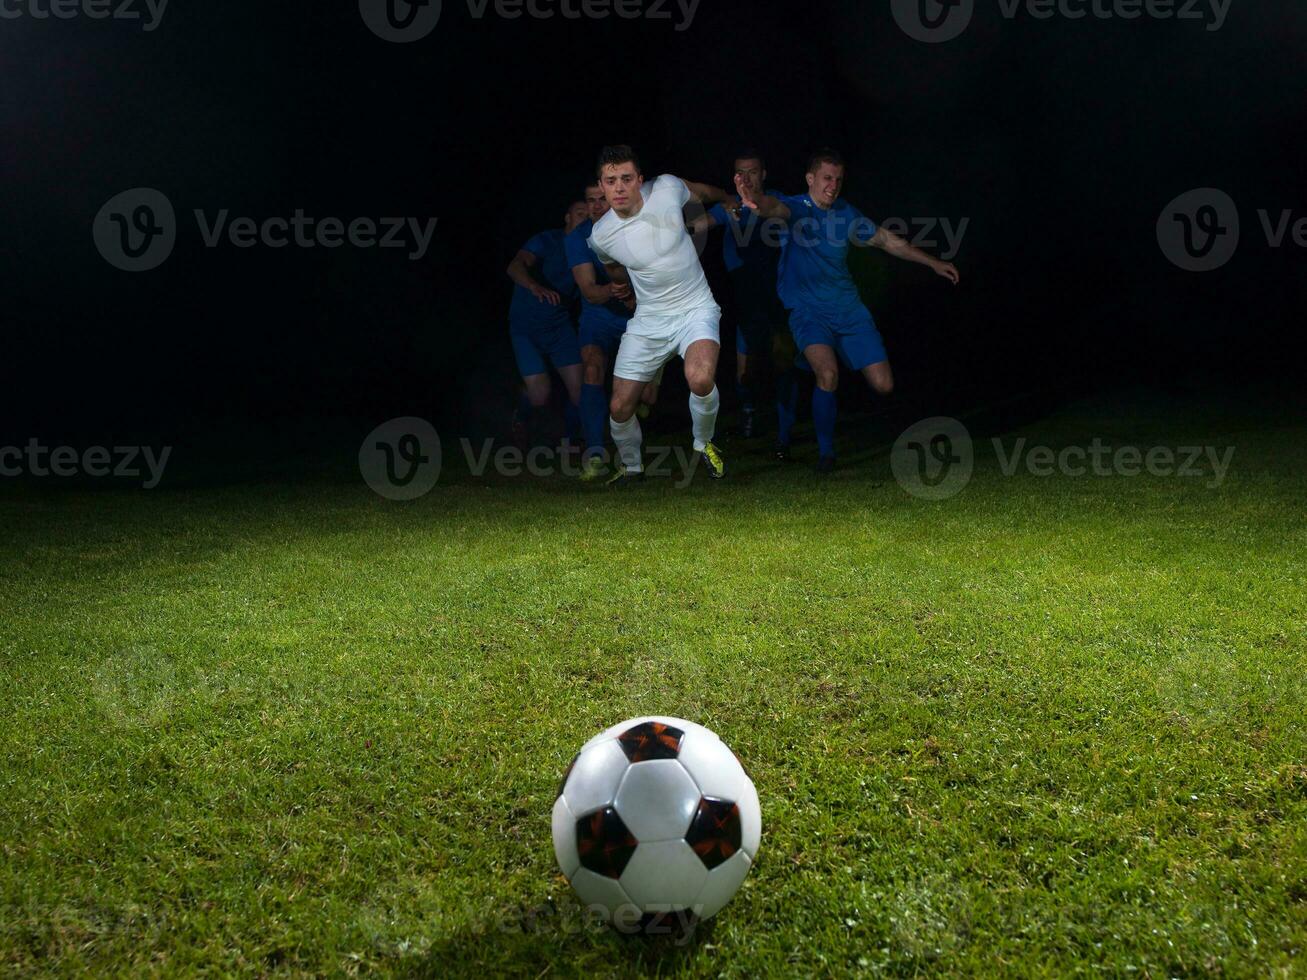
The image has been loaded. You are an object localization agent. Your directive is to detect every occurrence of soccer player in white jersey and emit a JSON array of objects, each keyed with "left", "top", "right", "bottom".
[{"left": 587, "top": 145, "right": 736, "bottom": 485}]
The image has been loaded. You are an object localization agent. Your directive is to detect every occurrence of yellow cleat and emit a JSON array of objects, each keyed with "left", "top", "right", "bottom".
[
  {"left": 700, "top": 442, "right": 726, "bottom": 480},
  {"left": 579, "top": 455, "right": 609, "bottom": 483}
]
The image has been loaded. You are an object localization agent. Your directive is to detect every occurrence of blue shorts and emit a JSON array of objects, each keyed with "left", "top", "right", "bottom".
[
  {"left": 510, "top": 321, "right": 581, "bottom": 378},
  {"left": 578, "top": 315, "right": 627, "bottom": 359},
  {"left": 788, "top": 305, "right": 887, "bottom": 372}
]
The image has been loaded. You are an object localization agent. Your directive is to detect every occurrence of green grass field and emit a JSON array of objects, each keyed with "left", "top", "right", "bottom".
[{"left": 2, "top": 391, "right": 1305, "bottom": 976}]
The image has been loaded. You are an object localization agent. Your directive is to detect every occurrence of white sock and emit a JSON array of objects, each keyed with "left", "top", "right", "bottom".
[
  {"left": 688, "top": 386, "right": 720, "bottom": 452},
  {"left": 610, "top": 414, "right": 643, "bottom": 472}
]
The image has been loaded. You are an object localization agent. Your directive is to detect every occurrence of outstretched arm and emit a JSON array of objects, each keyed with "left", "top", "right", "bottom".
[
  {"left": 687, "top": 211, "right": 721, "bottom": 236},
  {"left": 682, "top": 179, "right": 735, "bottom": 209},
  {"left": 869, "top": 227, "right": 960, "bottom": 285},
  {"left": 506, "top": 249, "right": 562, "bottom": 305},
  {"left": 734, "top": 174, "right": 791, "bottom": 220}
]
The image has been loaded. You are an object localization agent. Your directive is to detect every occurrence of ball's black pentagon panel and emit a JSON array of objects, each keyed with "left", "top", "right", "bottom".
[
  {"left": 617, "top": 721, "right": 685, "bottom": 763},
  {"left": 685, "top": 797, "right": 743, "bottom": 870},
  {"left": 576, "top": 806, "right": 638, "bottom": 879}
]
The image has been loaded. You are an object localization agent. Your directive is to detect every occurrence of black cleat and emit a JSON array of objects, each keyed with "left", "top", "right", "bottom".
[
  {"left": 774, "top": 443, "right": 791, "bottom": 462},
  {"left": 814, "top": 455, "right": 836, "bottom": 474},
  {"left": 738, "top": 411, "right": 756, "bottom": 439}
]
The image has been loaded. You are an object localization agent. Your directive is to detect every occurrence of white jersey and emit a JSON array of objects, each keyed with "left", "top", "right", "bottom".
[{"left": 587, "top": 175, "right": 719, "bottom": 320}]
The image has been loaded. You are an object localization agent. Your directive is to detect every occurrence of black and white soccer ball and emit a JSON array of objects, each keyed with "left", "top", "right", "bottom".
[{"left": 552, "top": 716, "right": 761, "bottom": 928}]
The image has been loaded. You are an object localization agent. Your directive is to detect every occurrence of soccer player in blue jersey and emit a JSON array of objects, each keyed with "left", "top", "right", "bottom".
[
  {"left": 505, "top": 201, "right": 588, "bottom": 447},
  {"left": 692, "top": 150, "right": 800, "bottom": 453},
  {"left": 737, "top": 149, "right": 960, "bottom": 472},
  {"left": 566, "top": 181, "right": 659, "bottom": 482}
]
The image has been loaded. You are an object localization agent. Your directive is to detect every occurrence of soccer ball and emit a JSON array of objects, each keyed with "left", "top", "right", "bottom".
[{"left": 552, "top": 716, "right": 760, "bottom": 930}]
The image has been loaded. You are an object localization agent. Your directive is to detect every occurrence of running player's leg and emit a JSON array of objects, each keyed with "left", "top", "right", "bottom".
[
  {"left": 679, "top": 307, "right": 725, "bottom": 477},
  {"left": 772, "top": 326, "right": 800, "bottom": 457},
  {"left": 511, "top": 331, "right": 550, "bottom": 446},
  {"left": 608, "top": 375, "right": 647, "bottom": 481},
  {"left": 544, "top": 324, "right": 583, "bottom": 446},
  {"left": 803, "top": 343, "right": 841, "bottom": 467},
  {"left": 860, "top": 360, "right": 894, "bottom": 396},
  {"left": 790, "top": 309, "right": 841, "bottom": 467},
  {"left": 608, "top": 329, "right": 672, "bottom": 482},
  {"left": 579, "top": 343, "right": 610, "bottom": 466},
  {"left": 638, "top": 363, "right": 663, "bottom": 416}
]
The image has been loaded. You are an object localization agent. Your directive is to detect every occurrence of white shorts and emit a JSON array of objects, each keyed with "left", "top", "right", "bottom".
[{"left": 612, "top": 306, "right": 721, "bottom": 383}]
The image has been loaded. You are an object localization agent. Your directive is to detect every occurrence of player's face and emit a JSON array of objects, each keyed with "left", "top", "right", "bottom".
[
  {"left": 733, "top": 158, "right": 765, "bottom": 197},
  {"left": 584, "top": 185, "right": 609, "bottom": 222},
  {"left": 806, "top": 162, "right": 845, "bottom": 208},
  {"left": 564, "top": 201, "right": 588, "bottom": 233},
  {"left": 600, "top": 163, "right": 643, "bottom": 216}
]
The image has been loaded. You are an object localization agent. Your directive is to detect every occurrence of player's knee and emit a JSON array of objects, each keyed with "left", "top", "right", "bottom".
[
  {"left": 583, "top": 362, "right": 604, "bottom": 386},
  {"left": 815, "top": 368, "right": 839, "bottom": 392},
  {"left": 685, "top": 369, "right": 715, "bottom": 397},
  {"left": 871, "top": 375, "right": 894, "bottom": 396},
  {"left": 609, "top": 396, "right": 635, "bottom": 423}
]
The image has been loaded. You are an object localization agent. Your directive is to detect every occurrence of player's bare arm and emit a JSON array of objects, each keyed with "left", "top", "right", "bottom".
[
  {"left": 735, "top": 175, "right": 791, "bottom": 220},
  {"left": 868, "top": 227, "right": 961, "bottom": 285},
  {"left": 571, "top": 262, "right": 620, "bottom": 307},
  {"left": 506, "top": 250, "right": 562, "bottom": 305},
  {"left": 682, "top": 179, "right": 734, "bottom": 209}
]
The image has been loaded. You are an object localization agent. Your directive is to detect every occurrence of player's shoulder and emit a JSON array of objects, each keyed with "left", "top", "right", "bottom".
[
  {"left": 565, "top": 218, "right": 592, "bottom": 242},
  {"left": 591, "top": 209, "right": 618, "bottom": 240}
]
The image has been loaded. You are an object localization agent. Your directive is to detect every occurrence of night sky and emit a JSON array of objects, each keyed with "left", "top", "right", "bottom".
[{"left": 6, "top": 1, "right": 1305, "bottom": 447}]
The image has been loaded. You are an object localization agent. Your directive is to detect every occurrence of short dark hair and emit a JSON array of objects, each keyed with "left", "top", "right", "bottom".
[
  {"left": 733, "top": 148, "right": 766, "bottom": 170},
  {"left": 597, "top": 144, "right": 642, "bottom": 177},
  {"left": 806, "top": 147, "right": 846, "bottom": 174}
]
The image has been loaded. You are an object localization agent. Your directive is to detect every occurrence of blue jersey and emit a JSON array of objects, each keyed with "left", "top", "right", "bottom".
[
  {"left": 775, "top": 194, "right": 879, "bottom": 314},
  {"left": 509, "top": 229, "right": 577, "bottom": 333},
  {"left": 565, "top": 218, "right": 633, "bottom": 332},
  {"left": 708, "top": 189, "right": 784, "bottom": 274}
]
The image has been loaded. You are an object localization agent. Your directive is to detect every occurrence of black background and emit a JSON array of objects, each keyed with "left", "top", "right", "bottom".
[{"left": 5, "top": 0, "right": 1305, "bottom": 449}]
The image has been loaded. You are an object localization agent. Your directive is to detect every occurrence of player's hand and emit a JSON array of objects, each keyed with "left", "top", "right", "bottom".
[
  {"left": 610, "top": 281, "right": 632, "bottom": 302},
  {"left": 531, "top": 284, "right": 562, "bottom": 305},
  {"left": 735, "top": 173, "right": 759, "bottom": 210},
  {"left": 933, "top": 261, "right": 960, "bottom": 286}
]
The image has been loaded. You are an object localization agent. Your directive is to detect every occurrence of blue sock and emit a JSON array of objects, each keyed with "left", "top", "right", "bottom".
[
  {"left": 813, "top": 388, "right": 837, "bottom": 458},
  {"left": 581, "top": 384, "right": 607, "bottom": 459},
  {"left": 564, "top": 401, "right": 582, "bottom": 444},
  {"left": 775, "top": 371, "right": 798, "bottom": 447}
]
